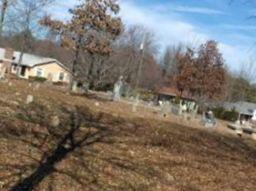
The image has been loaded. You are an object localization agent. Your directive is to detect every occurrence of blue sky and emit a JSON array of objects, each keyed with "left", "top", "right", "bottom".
[{"left": 49, "top": 0, "right": 256, "bottom": 71}]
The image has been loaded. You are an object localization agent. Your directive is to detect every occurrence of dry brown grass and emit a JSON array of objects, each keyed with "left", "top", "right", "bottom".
[{"left": 0, "top": 79, "right": 255, "bottom": 191}]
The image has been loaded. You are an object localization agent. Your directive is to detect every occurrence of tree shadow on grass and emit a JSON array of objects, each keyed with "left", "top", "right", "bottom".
[
  {"left": 0, "top": 101, "right": 255, "bottom": 191},
  {"left": 0, "top": 102, "right": 121, "bottom": 191}
]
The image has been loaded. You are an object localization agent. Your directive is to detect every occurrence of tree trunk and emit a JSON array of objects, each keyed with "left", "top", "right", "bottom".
[
  {"left": 69, "top": 37, "right": 81, "bottom": 92},
  {"left": 0, "top": 0, "right": 8, "bottom": 37},
  {"left": 69, "top": 48, "right": 79, "bottom": 92},
  {"left": 17, "top": 51, "right": 24, "bottom": 76},
  {"left": 87, "top": 54, "right": 96, "bottom": 90}
]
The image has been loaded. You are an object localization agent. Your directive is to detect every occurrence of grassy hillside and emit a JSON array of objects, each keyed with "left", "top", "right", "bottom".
[{"left": 0, "top": 78, "right": 255, "bottom": 191}]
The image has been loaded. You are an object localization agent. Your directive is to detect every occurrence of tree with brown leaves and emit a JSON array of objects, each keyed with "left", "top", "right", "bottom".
[
  {"left": 174, "top": 40, "right": 227, "bottom": 105},
  {"left": 40, "top": 0, "right": 123, "bottom": 89},
  {"left": 174, "top": 47, "right": 196, "bottom": 96}
]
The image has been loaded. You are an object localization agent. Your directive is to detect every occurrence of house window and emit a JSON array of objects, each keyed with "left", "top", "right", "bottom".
[
  {"left": 36, "top": 68, "right": 43, "bottom": 77},
  {"left": 59, "top": 72, "right": 65, "bottom": 81}
]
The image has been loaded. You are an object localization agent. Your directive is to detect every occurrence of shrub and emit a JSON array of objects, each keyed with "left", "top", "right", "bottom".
[
  {"left": 139, "top": 90, "right": 155, "bottom": 102},
  {"left": 174, "top": 96, "right": 181, "bottom": 104},
  {"left": 222, "top": 109, "right": 239, "bottom": 122},
  {"left": 212, "top": 107, "right": 225, "bottom": 119},
  {"left": 212, "top": 107, "right": 239, "bottom": 122},
  {"left": 94, "top": 83, "right": 113, "bottom": 92},
  {"left": 29, "top": 76, "right": 47, "bottom": 83}
]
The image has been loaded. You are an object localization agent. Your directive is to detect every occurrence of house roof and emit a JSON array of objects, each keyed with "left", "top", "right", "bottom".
[
  {"left": 0, "top": 48, "right": 70, "bottom": 72},
  {"left": 157, "top": 86, "right": 195, "bottom": 100},
  {"left": 224, "top": 101, "right": 256, "bottom": 116}
]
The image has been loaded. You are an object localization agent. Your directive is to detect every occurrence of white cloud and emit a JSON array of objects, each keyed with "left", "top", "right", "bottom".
[
  {"left": 171, "top": 5, "right": 226, "bottom": 15},
  {"left": 120, "top": 1, "right": 208, "bottom": 48},
  {"left": 218, "top": 43, "right": 256, "bottom": 72},
  {"left": 49, "top": 0, "right": 250, "bottom": 71},
  {"left": 220, "top": 24, "right": 256, "bottom": 30},
  {"left": 119, "top": 1, "right": 251, "bottom": 70},
  {"left": 47, "top": 1, "right": 78, "bottom": 21}
]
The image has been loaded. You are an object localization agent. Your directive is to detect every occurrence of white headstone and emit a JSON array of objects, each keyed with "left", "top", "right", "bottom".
[
  {"left": 252, "top": 133, "right": 256, "bottom": 141},
  {"left": 252, "top": 110, "right": 256, "bottom": 121},
  {"left": 235, "top": 128, "right": 243, "bottom": 136},
  {"left": 132, "top": 96, "right": 139, "bottom": 112},
  {"left": 113, "top": 76, "right": 123, "bottom": 101},
  {"left": 72, "top": 81, "right": 78, "bottom": 92},
  {"left": 0, "top": 66, "right": 6, "bottom": 79},
  {"left": 26, "top": 95, "right": 34, "bottom": 104}
]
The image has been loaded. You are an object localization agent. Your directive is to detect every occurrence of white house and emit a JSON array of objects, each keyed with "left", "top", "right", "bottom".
[{"left": 0, "top": 48, "right": 71, "bottom": 83}]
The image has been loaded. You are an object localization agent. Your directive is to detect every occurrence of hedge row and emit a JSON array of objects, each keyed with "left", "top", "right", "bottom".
[{"left": 212, "top": 107, "right": 239, "bottom": 122}]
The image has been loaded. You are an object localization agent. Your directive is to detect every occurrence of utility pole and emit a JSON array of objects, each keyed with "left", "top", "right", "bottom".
[
  {"left": 132, "top": 38, "right": 145, "bottom": 112},
  {"left": 135, "top": 41, "right": 145, "bottom": 90}
]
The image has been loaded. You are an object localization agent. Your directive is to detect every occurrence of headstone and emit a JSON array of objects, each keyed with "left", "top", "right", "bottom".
[
  {"left": 171, "top": 105, "right": 180, "bottom": 115},
  {"left": 165, "top": 173, "right": 175, "bottom": 182},
  {"left": 235, "top": 128, "right": 243, "bottom": 137},
  {"left": 26, "top": 95, "right": 34, "bottom": 104},
  {"left": 34, "top": 83, "right": 40, "bottom": 90},
  {"left": 181, "top": 102, "right": 188, "bottom": 119},
  {"left": 50, "top": 116, "right": 60, "bottom": 127},
  {"left": 160, "top": 101, "right": 170, "bottom": 117},
  {"left": 82, "top": 82, "right": 89, "bottom": 93},
  {"left": 192, "top": 105, "right": 199, "bottom": 119},
  {"left": 252, "top": 110, "right": 256, "bottom": 121},
  {"left": 113, "top": 76, "right": 123, "bottom": 101},
  {"left": 252, "top": 133, "right": 256, "bottom": 141},
  {"left": 0, "top": 66, "right": 6, "bottom": 79},
  {"left": 202, "top": 110, "right": 216, "bottom": 128},
  {"left": 148, "top": 101, "right": 153, "bottom": 107},
  {"left": 123, "top": 84, "right": 132, "bottom": 98},
  {"left": 132, "top": 95, "right": 139, "bottom": 112},
  {"left": 178, "top": 101, "right": 182, "bottom": 116},
  {"left": 0, "top": 180, "right": 4, "bottom": 188},
  {"left": 71, "top": 81, "right": 78, "bottom": 92},
  {"left": 107, "top": 91, "right": 113, "bottom": 100}
]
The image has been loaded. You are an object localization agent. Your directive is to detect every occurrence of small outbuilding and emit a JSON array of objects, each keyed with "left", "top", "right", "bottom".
[{"left": 156, "top": 86, "right": 195, "bottom": 102}]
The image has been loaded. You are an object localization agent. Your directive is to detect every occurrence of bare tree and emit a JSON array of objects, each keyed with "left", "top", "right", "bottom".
[
  {"left": 161, "top": 44, "right": 184, "bottom": 80},
  {"left": 5, "top": 0, "right": 55, "bottom": 75},
  {"left": 102, "top": 25, "right": 159, "bottom": 89},
  {"left": 226, "top": 58, "right": 256, "bottom": 103},
  {"left": 239, "top": 58, "right": 256, "bottom": 82},
  {"left": 0, "top": 0, "right": 17, "bottom": 39}
]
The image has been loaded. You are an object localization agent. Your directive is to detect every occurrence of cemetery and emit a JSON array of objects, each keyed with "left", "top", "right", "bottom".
[
  {"left": 0, "top": 71, "right": 255, "bottom": 190},
  {"left": 0, "top": 0, "right": 255, "bottom": 190}
]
